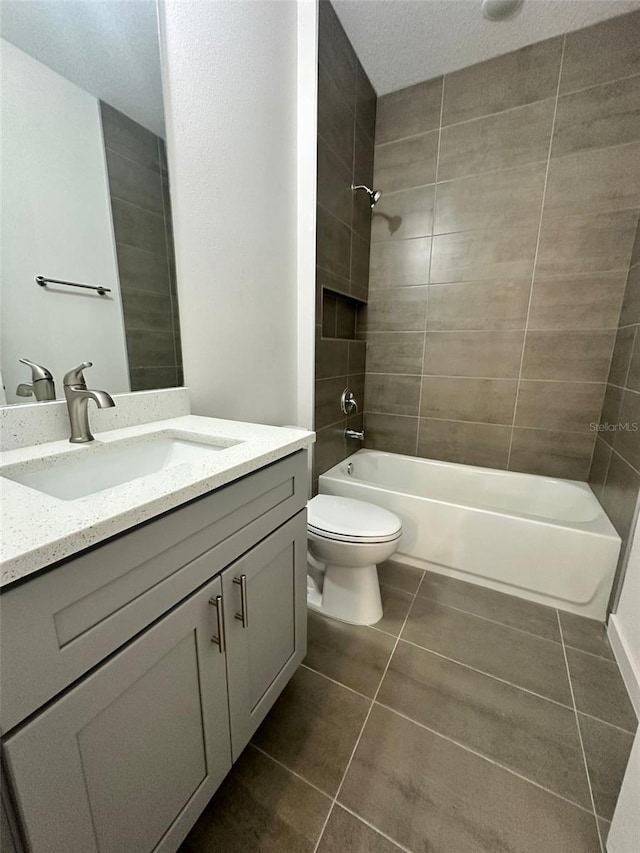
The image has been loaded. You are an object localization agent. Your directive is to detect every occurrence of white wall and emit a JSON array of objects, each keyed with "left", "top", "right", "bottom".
[
  {"left": 609, "top": 507, "right": 640, "bottom": 716},
  {"left": 607, "top": 729, "right": 640, "bottom": 853},
  {"left": 160, "top": 0, "right": 317, "bottom": 427},
  {"left": 0, "top": 39, "right": 130, "bottom": 403}
]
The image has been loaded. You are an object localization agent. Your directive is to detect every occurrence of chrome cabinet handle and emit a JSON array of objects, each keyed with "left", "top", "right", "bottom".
[
  {"left": 209, "top": 595, "right": 225, "bottom": 652},
  {"left": 233, "top": 575, "right": 248, "bottom": 628}
]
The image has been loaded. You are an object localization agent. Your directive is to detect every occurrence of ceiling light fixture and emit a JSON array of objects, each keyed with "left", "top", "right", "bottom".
[{"left": 481, "top": 0, "right": 525, "bottom": 21}]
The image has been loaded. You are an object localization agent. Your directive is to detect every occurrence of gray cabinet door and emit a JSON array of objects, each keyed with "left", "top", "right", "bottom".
[
  {"left": 3, "top": 577, "right": 231, "bottom": 853},
  {"left": 222, "top": 511, "right": 308, "bottom": 758}
]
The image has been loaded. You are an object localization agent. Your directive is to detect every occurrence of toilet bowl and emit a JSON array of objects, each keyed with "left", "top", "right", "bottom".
[{"left": 307, "top": 495, "right": 402, "bottom": 625}]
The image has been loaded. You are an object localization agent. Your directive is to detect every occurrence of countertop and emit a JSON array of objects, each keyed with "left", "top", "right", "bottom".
[{"left": 0, "top": 415, "right": 314, "bottom": 587}]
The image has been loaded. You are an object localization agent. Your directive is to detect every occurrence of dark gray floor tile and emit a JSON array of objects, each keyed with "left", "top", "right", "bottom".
[
  {"left": 252, "top": 666, "right": 370, "bottom": 796},
  {"left": 403, "top": 597, "right": 572, "bottom": 705},
  {"left": 304, "top": 613, "right": 395, "bottom": 698},
  {"left": 179, "top": 745, "right": 330, "bottom": 853},
  {"left": 376, "top": 586, "right": 413, "bottom": 637},
  {"left": 578, "top": 713, "right": 635, "bottom": 820},
  {"left": 559, "top": 612, "right": 614, "bottom": 660},
  {"left": 317, "top": 806, "right": 403, "bottom": 853},
  {"left": 418, "top": 569, "right": 562, "bottom": 642},
  {"left": 377, "top": 642, "right": 592, "bottom": 808},
  {"left": 566, "top": 648, "right": 637, "bottom": 732},
  {"left": 377, "top": 561, "right": 424, "bottom": 594},
  {"left": 339, "top": 704, "right": 601, "bottom": 853}
]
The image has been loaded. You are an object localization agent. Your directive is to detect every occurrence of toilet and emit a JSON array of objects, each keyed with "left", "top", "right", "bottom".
[{"left": 306, "top": 495, "right": 402, "bottom": 625}]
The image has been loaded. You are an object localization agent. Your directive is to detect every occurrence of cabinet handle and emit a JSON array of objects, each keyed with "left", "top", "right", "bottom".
[
  {"left": 209, "top": 595, "right": 225, "bottom": 652},
  {"left": 233, "top": 574, "right": 248, "bottom": 628}
]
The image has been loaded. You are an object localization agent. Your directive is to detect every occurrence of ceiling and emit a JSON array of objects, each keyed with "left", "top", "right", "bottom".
[
  {"left": 332, "top": 0, "right": 640, "bottom": 95},
  {"left": 1, "top": 0, "right": 164, "bottom": 136}
]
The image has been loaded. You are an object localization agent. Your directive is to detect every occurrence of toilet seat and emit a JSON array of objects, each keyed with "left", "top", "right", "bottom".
[{"left": 308, "top": 495, "right": 402, "bottom": 544}]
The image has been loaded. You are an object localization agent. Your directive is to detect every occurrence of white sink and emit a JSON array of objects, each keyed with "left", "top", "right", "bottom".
[{"left": 2, "top": 434, "right": 241, "bottom": 500}]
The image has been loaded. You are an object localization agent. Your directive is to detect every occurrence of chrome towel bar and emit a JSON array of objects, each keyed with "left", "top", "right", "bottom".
[{"left": 35, "top": 275, "right": 111, "bottom": 296}]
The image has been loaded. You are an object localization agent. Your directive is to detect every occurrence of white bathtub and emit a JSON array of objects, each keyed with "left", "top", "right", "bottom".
[{"left": 319, "top": 449, "right": 621, "bottom": 620}]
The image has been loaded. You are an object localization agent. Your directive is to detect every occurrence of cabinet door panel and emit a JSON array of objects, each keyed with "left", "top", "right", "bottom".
[
  {"left": 223, "top": 511, "right": 307, "bottom": 758},
  {"left": 3, "top": 578, "right": 231, "bottom": 853}
]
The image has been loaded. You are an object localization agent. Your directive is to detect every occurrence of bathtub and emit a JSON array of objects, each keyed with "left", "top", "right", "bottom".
[{"left": 319, "top": 449, "right": 621, "bottom": 620}]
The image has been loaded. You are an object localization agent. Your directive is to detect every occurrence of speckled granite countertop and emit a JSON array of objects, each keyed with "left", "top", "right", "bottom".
[{"left": 0, "top": 415, "right": 314, "bottom": 587}]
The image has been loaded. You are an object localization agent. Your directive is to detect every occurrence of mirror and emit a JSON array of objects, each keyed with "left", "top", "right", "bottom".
[{"left": 0, "top": 0, "right": 182, "bottom": 406}]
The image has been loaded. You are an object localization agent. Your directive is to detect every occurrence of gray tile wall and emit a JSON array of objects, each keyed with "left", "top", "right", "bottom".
[
  {"left": 314, "top": 1, "right": 376, "bottom": 490},
  {"left": 101, "top": 103, "right": 183, "bottom": 391},
  {"left": 590, "top": 220, "right": 640, "bottom": 578},
  {"left": 362, "top": 10, "right": 640, "bottom": 480}
]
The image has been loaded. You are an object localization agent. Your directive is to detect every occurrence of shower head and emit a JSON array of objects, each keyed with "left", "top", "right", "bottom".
[{"left": 352, "top": 184, "right": 382, "bottom": 208}]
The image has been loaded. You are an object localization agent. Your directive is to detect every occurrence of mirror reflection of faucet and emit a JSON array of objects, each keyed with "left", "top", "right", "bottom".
[{"left": 16, "top": 358, "right": 56, "bottom": 402}]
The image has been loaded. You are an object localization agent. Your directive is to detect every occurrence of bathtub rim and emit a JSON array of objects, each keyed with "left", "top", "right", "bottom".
[{"left": 320, "top": 448, "right": 619, "bottom": 540}]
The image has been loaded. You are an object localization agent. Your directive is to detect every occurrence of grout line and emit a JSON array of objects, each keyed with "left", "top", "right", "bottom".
[
  {"left": 395, "top": 635, "right": 575, "bottom": 712},
  {"left": 557, "top": 610, "right": 605, "bottom": 853},
  {"left": 373, "top": 699, "right": 596, "bottom": 816},
  {"left": 249, "top": 743, "right": 332, "bottom": 800},
  {"left": 415, "top": 76, "right": 445, "bottom": 454},
  {"left": 311, "top": 574, "right": 423, "bottom": 852},
  {"left": 334, "top": 803, "right": 414, "bottom": 853},
  {"left": 374, "top": 69, "right": 640, "bottom": 152},
  {"left": 576, "top": 709, "right": 638, "bottom": 737},
  {"left": 300, "top": 663, "right": 372, "bottom": 702},
  {"left": 507, "top": 35, "right": 566, "bottom": 471}
]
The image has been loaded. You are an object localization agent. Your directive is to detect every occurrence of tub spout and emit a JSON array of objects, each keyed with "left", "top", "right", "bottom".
[{"left": 345, "top": 429, "right": 365, "bottom": 440}]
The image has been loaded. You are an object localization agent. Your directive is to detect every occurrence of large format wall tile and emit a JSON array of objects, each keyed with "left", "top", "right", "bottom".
[
  {"left": 365, "top": 373, "right": 422, "bottom": 416},
  {"left": 420, "top": 376, "right": 518, "bottom": 425},
  {"left": 374, "top": 132, "right": 438, "bottom": 192},
  {"left": 369, "top": 238, "right": 431, "bottom": 288},
  {"left": 527, "top": 272, "right": 626, "bottom": 330},
  {"left": 434, "top": 162, "right": 545, "bottom": 234},
  {"left": 442, "top": 38, "right": 562, "bottom": 126},
  {"left": 363, "top": 12, "right": 639, "bottom": 481},
  {"left": 552, "top": 75, "right": 640, "bottom": 158},
  {"left": 536, "top": 210, "right": 639, "bottom": 277},
  {"left": 364, "top": 413, "right": 418, "bottom": 454},
  {"left": 430, "top": 226, "right": 537, "bottom": 283},
  {"left": 376, "top": 78, "right": 443, "bottom": 144},
  {"left": 427, "top": 280, "right": 530, "bottom": 331},
  {"left": 514, "top": 380, "right": 605, "bottom": 432},
  {"left": 423, "top": 330, "right": 524, "bottom": 378},
  {"left": 318, "top": 0, "right": 356, "bottom": 110},
  {"left": 438, "top": 99, "right": 554, "bottom": 180},
  {"left": 560, "top": 10, "right": 640, "bottom": 94},
  {"left": 521, "top": 330, "right": 615, "bottom": 382},
  {"left": 417, "top": 419, "right": 511, "bottom": 469},
  {"left": 370, "top": 186, "right": 434, "bottom": 242},
  {"left": 317, "top": 60, "right": 354, "bottom": 169},
  {"left": 544, "top": 143, "right": 640, "bottom": 219}
]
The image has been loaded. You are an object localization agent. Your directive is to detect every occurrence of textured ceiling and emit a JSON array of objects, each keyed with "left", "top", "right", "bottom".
[
  {"left": 1, "top": 0, "right": 164, "bottom": 136},
  {"left": 332, "top": 0, "right": 640, "bottom": 94}
]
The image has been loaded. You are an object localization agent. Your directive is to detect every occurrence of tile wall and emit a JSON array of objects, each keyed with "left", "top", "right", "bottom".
[
  {"left": 361, "top": 10, "right": 640, "bottom": 479},
  {"left": 101, "top": 103, "right": 183, "bottom": 392},
  {"left": 314, "top": 1, "right": 376, "bottom": 490},
  {"left": 590, "top": 220, "right": 640, "bottom": 581}
]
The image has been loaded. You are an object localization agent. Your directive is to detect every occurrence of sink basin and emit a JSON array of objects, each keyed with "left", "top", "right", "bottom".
[{"left": 2, "top": 434, "right": 240, "bottom": 500}]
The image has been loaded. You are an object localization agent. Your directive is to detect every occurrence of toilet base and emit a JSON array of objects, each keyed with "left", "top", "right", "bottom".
[{"left": 306, "top": 561, "right": 383, "bottom": 626}]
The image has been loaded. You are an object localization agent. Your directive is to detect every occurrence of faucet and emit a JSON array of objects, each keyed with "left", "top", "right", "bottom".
[
  {"left": 345, "top": 428, "right": 365, "bottom": 440},
  {"left": 63, "top": 362, "right": 115, "bottom": 443},
  {"left": 16, "top": 358, "right": 56, "bottom": 402}
]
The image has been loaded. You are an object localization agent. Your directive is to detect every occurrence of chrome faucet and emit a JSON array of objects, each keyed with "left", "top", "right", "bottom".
[
  {"left": 63, "top": 362, "right": 115, "bottom": 443},
  {"left": 345, "top": 428, "right": 365, "bottom": 440},
  {"left": 16, "top": 358, "right": 56, "bottom": 402}
]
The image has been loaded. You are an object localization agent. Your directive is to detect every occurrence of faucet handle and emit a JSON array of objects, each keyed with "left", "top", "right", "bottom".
[
  {"left": 63, "top": 361, "right": 93, "bottom": 387},
  {"left": 19, "top": 358, "right": 53, "bottom": 381}
]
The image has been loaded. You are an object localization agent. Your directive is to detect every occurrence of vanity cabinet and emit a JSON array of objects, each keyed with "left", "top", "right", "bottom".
[{"left": 1, "top": 451, "right": 308, "bottom": 853}]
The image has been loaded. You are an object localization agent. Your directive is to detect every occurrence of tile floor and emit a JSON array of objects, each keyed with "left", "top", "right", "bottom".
[{"left": 180, "top": 562, "right": 637, "bottom": 853}]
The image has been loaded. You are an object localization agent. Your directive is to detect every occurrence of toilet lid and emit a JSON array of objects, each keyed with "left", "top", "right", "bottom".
[{"left": 307, "top": 495, "right": 402, "bottom": 543}]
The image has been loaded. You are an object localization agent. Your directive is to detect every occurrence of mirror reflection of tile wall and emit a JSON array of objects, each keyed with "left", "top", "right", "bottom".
[{"left": 101, "top": 104, "right": 183, "bottom": 391}]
